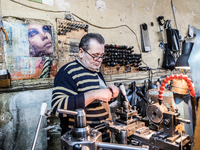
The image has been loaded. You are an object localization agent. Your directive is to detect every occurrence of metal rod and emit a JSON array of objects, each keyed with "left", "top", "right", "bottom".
[
  {"left": 177, "top": 118, "right": 191, "bottom": 124},
  {"left": 94, "top": 123, "right": 105, "bottom": 129},
  {"left": 31, "top": 103, "right": 47, "bottom": 150},
  {"left": 95, "top": 126, "right": 106, "bottom": 131},
  {"left": 96, "top": 142, "right": 147, "bottom": 150},
  {"left": 57, "top": 109, "right": 78, "bottom": 115},
  {"left": 31, "top": 116, "right": 43, "bottom": 150}
]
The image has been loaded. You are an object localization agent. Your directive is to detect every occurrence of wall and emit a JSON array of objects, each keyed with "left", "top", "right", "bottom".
[
  {"left": 1, "top": 0, "right": 200, "bottom": 71},
  {"left": 0, "top": 89, "right": 52, "bottom": 150},
  {"left": 0, "top": 0, "right": 200, "bottom": 150}
]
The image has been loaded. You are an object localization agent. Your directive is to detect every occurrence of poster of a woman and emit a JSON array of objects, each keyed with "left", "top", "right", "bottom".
[
  {"left": 27, "top": 24, "right": 54, "bottom": 57},
  {"left": 2, "top": 21, "right": 57, "bottom": 80}
]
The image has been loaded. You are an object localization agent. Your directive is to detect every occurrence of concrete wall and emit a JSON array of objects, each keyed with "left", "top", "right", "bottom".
[
  {"left": 0, "top": 0, "right": 200, "bottom": 150},
  {"left": 0, "top": 89, "right": 52, "bottom": 150}
]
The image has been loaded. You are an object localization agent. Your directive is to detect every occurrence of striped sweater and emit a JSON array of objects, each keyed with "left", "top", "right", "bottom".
[{"left": 51, "top": 60, "right": 109, "bottom": 131}]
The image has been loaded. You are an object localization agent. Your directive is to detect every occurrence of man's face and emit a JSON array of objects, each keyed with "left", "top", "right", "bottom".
[{"left": 79, "top": 39, "right": 104, "bottom": 71}]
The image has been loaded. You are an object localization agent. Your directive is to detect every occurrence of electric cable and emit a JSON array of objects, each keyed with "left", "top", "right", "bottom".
[
  {"left": 10, "top": 0, "right": 149, "bottom": 68},
  {"left": 9, "top": 0, "right": 164, "bottom": 89},
  {"left": 10, "top": 0, "right": 67, "bottom": 13},
  {"left": 0, "top": 0, "right": 178, "bottom": 93},
  {"left": 10, "top": 0, "right": 140, "bottom": 50}
]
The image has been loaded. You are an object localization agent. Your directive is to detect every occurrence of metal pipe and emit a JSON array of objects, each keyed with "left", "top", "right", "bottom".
[
  {"left": 31, "top": 103, "right": 47, "bottom": 150},
  {"left": 96, "top": 142, "right": 148, "bottom": 150}
]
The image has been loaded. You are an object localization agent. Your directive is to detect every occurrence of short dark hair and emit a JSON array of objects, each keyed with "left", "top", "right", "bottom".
[{"left": 79, "top": 33, "right": 105, "bottom": 51}]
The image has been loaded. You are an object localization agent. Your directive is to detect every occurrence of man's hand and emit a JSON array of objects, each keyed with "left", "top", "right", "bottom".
[
  {"left": 108, "top": 85, "right": 119, "bottom": 98},
  {"left": 96, "top": 88, "right": 113, "bottom": 102},
  {"left": 84, "top": 88, "right": 114, "bottom": 106}
]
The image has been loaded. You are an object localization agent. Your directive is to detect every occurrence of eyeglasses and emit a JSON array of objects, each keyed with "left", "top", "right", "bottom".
[{"left": 82, "top": 48, "right": 105, "bottom": 61}]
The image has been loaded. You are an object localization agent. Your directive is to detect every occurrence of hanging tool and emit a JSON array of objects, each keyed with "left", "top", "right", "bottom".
[
  {"left": 157, "top": 16, "right": 165, "bottom": 51},
  {"left": 157, "top": 16, "right": 165, "bottom": 31},
  {"left": 140, "top": 23, "right": 151, "bottom": 52},
  {"left": 0, "top": 19, "right": 9, "bottom": 42},
  {"left": 31, "top": 103, "right": 47, "bottom": 150}
]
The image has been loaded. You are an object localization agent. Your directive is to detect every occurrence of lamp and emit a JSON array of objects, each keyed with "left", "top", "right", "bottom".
[{"left": 175, "top": 41, "right": 193, "bottom": 69}]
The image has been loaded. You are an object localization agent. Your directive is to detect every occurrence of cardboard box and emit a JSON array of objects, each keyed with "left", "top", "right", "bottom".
[{"left": 0, "top": 69, "right": 11, "bottom": 88}]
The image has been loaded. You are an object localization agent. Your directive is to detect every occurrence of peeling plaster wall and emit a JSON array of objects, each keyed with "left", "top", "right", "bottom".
[
  {"left": 1, "top": 0, "right": 200, "bottom": 69},
  {"left": 0, "top": 0, "right": 200, "bottom": 149}
]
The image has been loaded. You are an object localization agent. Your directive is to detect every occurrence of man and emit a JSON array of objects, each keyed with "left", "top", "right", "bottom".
[{"left": 51, "top": 33, "right": 119, "bottom": 135}]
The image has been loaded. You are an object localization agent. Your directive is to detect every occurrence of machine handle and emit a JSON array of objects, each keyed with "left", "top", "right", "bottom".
[
  {"left": 31, "top": 103, "right": 47, "bottom": 150},
  {"left": 177, "top": 118, "right": 191, "bottom": 124},
  {"left": 57, "top": 109, "right": 78, "bottom": 115},
  {"left": 97, "top": 142, "right": 148, "bottom": 150},
  {"left": 40, "top": 103, "right": 47, "bottom": 116},
  {"left": 57, "top": 109, "right": 86, "bottom": 128},
  {"left": 120, "top": 84, "right": 129, "bottom": 102}
]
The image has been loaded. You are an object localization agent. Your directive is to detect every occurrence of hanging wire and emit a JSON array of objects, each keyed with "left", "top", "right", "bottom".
[{"left": 10, "top": 0, "right": 149, "bottom": 68}]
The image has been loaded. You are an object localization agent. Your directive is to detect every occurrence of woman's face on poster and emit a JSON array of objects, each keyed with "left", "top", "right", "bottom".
[{"left": 28, "top": 24, "right": 53, "bottom": 57}]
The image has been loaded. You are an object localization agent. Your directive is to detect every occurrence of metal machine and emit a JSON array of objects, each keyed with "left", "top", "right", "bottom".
[
  {"left": 58, "top": 81, "right": 192, "bottom": 150},
  {"left": 58, "top": 108, "right": 148, "bottom": 150},
  {"left": 129, "top": 99, "right": 191, "bottom": 150},
  {"left": 106, "top": 96, "right": 191, "bottom": 150}
]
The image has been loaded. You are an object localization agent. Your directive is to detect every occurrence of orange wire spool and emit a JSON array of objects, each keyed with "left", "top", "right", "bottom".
[{"left": 158, "top": 74, "right": 195, "bottom": 100}]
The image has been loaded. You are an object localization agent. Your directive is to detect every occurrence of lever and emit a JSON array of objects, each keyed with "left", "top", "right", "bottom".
[
  {"left": 57, "top": 108, "right": 86, "bottom": 128},
  {"left": 31, "top": 103, "right": 47, "bottom": 150},
  {"left": 120, "top": 84, "right": 129, "bottom": 102},
  {"left": 57, "top": 109, "right": 78, "bottom": 115},
  {"left": 177, "top": 118, "right": 190, "bottom": 124}
]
